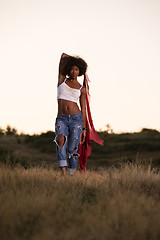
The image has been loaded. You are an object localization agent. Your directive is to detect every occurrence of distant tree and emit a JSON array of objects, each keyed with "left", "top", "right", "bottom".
[
  {"left": 6, "top": 125, "right": 12, "bottom": 135},
  {"left": 105, "top": 124, "right": 114, "bottom": 134},
  {"left": 6, "top": 125, "right": 18, "bottom": 135},
  {"left": 12, "top": 128, "right": 17, "bottom": 135},
  {"left": 0, "top": 127, "right": 5, "bottom": 136}
]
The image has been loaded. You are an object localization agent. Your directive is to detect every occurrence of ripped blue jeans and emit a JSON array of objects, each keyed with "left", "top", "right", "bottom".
[{"left": 54, "top": 113, "right": 83, "bottom": 174}]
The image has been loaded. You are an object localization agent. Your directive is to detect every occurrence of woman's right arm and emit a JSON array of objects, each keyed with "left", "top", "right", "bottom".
[{"left": 58, "top": 53, "right": 70, "bottom": 86}]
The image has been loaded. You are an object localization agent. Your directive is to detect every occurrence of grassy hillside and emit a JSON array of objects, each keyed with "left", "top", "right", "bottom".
[
  {"left": 1, "top": 127, "right": 160, "bottom": 239},
  {"left": 0, "top": 163, "right": 160, "bottom": 240},
  {"left": 0, "top": 127, "right": 160, "bottom": 169}
]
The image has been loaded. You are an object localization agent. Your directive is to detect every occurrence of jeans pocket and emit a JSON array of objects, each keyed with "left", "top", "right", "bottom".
[
  {"left": 55, "top": 116, "right": 64, "bottom": 127},
  {"left": 72, "top": 114, "right": 83, "bottom": 121}
]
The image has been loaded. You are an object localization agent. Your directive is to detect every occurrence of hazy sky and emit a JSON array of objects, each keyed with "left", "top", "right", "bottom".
[{"left": 0, "top": 0, "right": 160, "bottom": 134}]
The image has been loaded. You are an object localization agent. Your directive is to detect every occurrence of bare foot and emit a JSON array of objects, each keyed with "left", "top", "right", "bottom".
[{"left": 60, "top": 167, "right": 66, "bottom": 175}]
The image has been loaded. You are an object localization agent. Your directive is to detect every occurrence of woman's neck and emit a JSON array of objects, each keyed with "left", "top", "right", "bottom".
[{"left": 68, "top": 77, "right": 77, "bottom": 82}]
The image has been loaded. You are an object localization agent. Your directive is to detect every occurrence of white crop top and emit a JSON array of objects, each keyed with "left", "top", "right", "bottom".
[{"left": 57, "top": 78, "right": 83, "bottom": 103}]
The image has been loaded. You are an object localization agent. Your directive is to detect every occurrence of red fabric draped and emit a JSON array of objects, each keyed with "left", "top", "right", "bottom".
[{"left": 78, "top": 73, "right": 104, "bottom": 171}]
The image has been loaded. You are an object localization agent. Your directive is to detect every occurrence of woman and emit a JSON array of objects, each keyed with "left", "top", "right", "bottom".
[{"left": 54, "top": 53, "right": 88, "bottom": 175}]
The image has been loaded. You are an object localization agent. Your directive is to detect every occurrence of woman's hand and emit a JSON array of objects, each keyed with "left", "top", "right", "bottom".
[{"left": 80, "top": 130, "right": 86, "bottom": 144}]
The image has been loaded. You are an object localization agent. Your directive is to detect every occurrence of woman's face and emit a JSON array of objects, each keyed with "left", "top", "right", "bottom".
[{"left": 69, "top": 66, "right": 80, "bottom": 78}]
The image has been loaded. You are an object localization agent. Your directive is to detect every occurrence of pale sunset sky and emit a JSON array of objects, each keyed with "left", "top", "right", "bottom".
[{"left": 0, "top": 0, "right": 160, "bottom": 134}]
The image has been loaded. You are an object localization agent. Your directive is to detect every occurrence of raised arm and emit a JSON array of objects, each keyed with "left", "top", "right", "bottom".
[{"left": 58, "top": 53, "right": 70, "bottom": 86}]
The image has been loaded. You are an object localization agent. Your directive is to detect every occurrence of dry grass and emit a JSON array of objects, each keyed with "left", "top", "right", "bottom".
[{"left": 0, "top": 162, "right": 160, "bottom": 240}]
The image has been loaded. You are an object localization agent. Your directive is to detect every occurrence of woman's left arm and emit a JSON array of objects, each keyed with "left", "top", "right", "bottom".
[{"left": 79, "top": 87, "right": 87, "bottom": 144}]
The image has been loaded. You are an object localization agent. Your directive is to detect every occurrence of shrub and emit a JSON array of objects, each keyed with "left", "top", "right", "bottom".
[{"left": 0, "top": 147, "right": 31, "bottom": 169}]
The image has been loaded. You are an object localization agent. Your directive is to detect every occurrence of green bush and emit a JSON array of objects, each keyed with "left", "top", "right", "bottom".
[
  {"left": 24, "top": 131, "right": 56, "bottom": 153},
  {"left": 0, "top": 147, "right": 31, "bottom": 169}
]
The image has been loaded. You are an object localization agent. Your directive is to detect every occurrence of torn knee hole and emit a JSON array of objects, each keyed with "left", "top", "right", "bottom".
[
  {"left": 56, "top": 125, "right": 61, "bottom": 130},
  {"left": 55, "top": 134, "right": 66, "bottom": 148}
]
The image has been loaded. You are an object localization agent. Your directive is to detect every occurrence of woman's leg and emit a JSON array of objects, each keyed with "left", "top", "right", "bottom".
[
  {"left": 68, "top": 118, "right": 83, "bottom": 174},
  {"left": 60, "top": 166, "right": 66, "bottom": 175},
  {"left": 54, "top": 117, "right": 68, "bottom": 175}
]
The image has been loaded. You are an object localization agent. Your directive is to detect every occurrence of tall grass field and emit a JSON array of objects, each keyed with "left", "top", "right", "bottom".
[{"left": 0, "top": 163, "right": 160, "bottom": 240}]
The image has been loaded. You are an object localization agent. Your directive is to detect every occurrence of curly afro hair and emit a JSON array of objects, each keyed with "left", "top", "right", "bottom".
[{"left": 61, "top": 56, "right": 88, "bottom": 76}]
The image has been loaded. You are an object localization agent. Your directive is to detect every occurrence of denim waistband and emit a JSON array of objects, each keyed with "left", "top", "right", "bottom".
[{"left": 57, "top": 112, "right": 82, "bottom": 118}]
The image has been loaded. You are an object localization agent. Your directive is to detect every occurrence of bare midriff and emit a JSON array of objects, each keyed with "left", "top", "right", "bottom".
[{"left": 58, "top": 99, "right": 81, "bottom": 115}]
